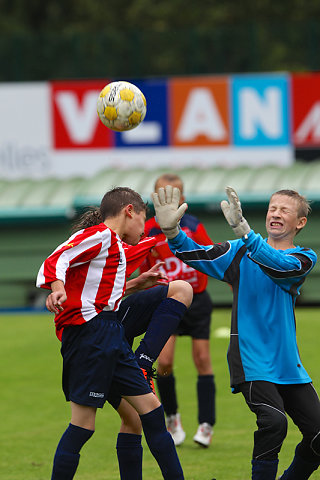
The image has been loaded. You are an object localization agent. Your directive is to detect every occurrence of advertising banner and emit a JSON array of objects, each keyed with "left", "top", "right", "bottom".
[{"left": 0, "top": 73, "right": 300, "bottom": 180}]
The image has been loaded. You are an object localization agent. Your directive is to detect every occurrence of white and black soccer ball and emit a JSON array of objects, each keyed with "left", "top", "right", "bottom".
[{"left": 97, "top": 81, "right": 147, "bottom": 132}]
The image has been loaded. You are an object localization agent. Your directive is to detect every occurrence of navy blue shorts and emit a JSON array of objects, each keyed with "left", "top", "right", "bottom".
[
  {"left": 175, "top": 290, "right": 213, "bottom": 339},
  {"left": 107, "top": 285, "right": 169, "bottom": 409},
  {"left": 119, "top": 284, "right": 169, "bottom": 345},
  {"left": 61, "top": 311, "right": 151, "bottom": 408}
]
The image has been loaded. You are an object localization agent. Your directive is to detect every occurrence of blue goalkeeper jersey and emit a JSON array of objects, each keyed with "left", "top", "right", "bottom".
[{"left": 168, "top": 229, "right": 317, "bottom": 391}]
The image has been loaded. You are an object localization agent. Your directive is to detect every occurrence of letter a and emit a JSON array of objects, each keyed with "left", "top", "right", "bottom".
[
  {"left": 295, "top": 102, "right": 320, "bottom": 143},
  {"left": 177, "top": 88, "right": 227, "bottom": 142}
]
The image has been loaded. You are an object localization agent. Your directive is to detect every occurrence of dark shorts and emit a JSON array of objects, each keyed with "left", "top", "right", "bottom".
[
  {"left": 175, "top": 290, "right": 213, "bottom": 339},
  {"left": 61, "top": 311, "right": 151, "bottom": 408},
  {"left": 107, "top": 285, "right": 169, "bottom": 409},
  {"left": 118, "top": 284, "right": 169, "bottom": 345}
]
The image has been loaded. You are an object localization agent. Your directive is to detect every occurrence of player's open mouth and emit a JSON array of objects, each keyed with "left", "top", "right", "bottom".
[{"left": 270, "top": 221, "right": 283, "bottom": 227}]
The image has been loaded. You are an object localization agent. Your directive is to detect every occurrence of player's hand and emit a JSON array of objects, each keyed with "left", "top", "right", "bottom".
[
  {"left": 152, "top": 185, "right": 188, "bottom": 239},
  {"left": 125, "top": 262, "right": 169, "bottom": 295},
  {"left": 46, "top": 290, "right": 67, "bottom": 314},
  {"left": 136, "top": 262, "right": 169, "bottom": 290},
  {"left": 220, "top": 186, "right": 251, "bottom": 238}
]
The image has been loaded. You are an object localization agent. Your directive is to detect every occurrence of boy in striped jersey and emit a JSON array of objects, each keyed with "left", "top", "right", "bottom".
[
  {"left": 36, "top": 187, "right": 192, "bottom": 480},
  {"left": 70, "top": 206, "right": 194, "bottom": 480}
]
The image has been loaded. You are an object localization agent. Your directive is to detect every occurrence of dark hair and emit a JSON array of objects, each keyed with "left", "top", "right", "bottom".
[
  {"left": 100, "top": 186, "right": 147, "bottom": 219},
  {"left": 71, "top": 207, "right": 103, "bottom": 233},
  {"left": 71, "top": 187, "right": 147, "bottom": 234},
  {"left": 271, "top": 189, "right": 311, "bottom": 217}
]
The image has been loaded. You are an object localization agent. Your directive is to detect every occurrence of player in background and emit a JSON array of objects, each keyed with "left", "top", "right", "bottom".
[
  {"left": 71, "top": 207, "right": 193, "bottom": 480},
  {"left": 36, "top": 187, "right": 191, "bottom": 480},
  {"left": 141, "top": 173, "right": 216, "bottom": 447},
  {"left": 151, "top": 185, "right": 320, "bottom": 480}
]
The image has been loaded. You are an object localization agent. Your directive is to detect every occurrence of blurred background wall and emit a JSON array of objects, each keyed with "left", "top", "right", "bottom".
[{"left": 1, "top": 0, "right": 320, "bottom": 309}]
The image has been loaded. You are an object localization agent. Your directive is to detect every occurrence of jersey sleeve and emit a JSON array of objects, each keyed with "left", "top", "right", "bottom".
[
  {"left": 36, "top": 229, "right": 104, "bottom": 289},
  {"left": 168, "top": 229, "right": 243, "bottom": 282},
  {"left": 124, "top": 236, "right": 157, "bottom": 277},
  {"left": 243, "top": 230, "right": 317, "bottom": 292},
  {"left": 139, "top": 217, "right": 164, "bottom": 275},
  {"left": 139, "top": 255, "right": 153, "bottom": 274}
]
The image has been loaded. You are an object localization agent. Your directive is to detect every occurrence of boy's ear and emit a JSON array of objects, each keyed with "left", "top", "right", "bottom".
[
  {"left": 124, "top": 204, "right": 134, "bottom": 218},
  {"left": 296, "top": 216, "right": 307, "bottom": 233}
]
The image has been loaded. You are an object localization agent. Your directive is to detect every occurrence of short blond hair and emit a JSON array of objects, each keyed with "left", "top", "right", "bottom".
[
  {"left": 271, "top": 189, "right": 311, "bottom": 218},
  {"left": 154, "top": 173, "right": 184, "bottom": 192}
]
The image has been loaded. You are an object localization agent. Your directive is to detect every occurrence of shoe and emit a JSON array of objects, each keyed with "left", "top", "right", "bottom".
[
  {"left": 193, "top": 422, "right": 213, "bottom": 447},
  {"left": 141, "top": 367, "right": 157, "bottom": 395},
  {"left": 166, "top": 413, "right": 186, "bottom": 446}
]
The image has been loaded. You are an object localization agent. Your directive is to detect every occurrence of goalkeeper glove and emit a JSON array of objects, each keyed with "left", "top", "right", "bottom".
[
  {"left": 151, "top": 185, "right": 188, "bottom": 239},
  {"left": 220, "top": 186, "right": 251, "bottom": 238}
]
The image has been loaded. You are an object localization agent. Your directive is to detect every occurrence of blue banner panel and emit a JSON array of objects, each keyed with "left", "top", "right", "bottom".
[
  {"left": 232, "top": 74, "right": 289, "bottom": 146},
  {"left": 115, "top": 80, "right": 169, "bottom": 148}
]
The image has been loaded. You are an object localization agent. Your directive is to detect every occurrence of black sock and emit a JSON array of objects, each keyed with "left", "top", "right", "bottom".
[
  {"left": 280, "top": 446, "right": 320, "bottom": 479},
  {"left": 197, "top": 374, "right": 216, "bottom": 425},
  {"left": 156, "top": 373, "right": 178, "bottom": 416},
  {"left": 140, "top": 405, "right": 184, "bottom": 479},
  {"left": 252, "top": 459, "right": 279, "bottom": 480},
  {"left": 116, "top": 433, "right": 143, "bottom": 480},
  {"left": 51, "top": 423, "right": 94, "bottom": 480},
  {"left": 135, "top": 298, "right": 187, "bottom": 371}
]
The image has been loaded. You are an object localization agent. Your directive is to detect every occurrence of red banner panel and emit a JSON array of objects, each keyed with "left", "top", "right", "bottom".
[
  {"left": 51, "top": 80, "right": 114, "bottom": 149},
  {"left": 292, "top": 73, "right": 320, "bottom": 147}
]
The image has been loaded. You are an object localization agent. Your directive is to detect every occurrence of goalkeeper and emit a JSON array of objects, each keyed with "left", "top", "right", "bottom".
[{"left": 152, "top": 185, "right": 320, "bottom": 480}]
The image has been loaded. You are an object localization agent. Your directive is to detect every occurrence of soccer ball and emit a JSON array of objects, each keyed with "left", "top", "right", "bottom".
[{"left": 97, "top": 81, "right": 147, "bottom": 132}]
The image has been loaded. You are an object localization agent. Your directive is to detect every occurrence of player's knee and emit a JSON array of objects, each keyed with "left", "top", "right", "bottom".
[
  {"left": 167, "top": 280, "right": 193, "bottom": 307},
  {"left": 120, "top": 413, "right": 142, "bottom": 435},
  {"left": 274, "top": 413, "right": 288, "bottom": 441},
  {"left": 258, "top": 408, "right": 288, "bottom": 444},
  {"left": 117, "top": 399, "right": 143, "bottom": 434},
  {"left": 194, "top": 353, "right": 212, "bottom": 374},
  {"left": 157, "top": 361, "right": 173, "bottom": 376},
  {"left": 311, "top": 431, "right": 320, "bottom": 456}
]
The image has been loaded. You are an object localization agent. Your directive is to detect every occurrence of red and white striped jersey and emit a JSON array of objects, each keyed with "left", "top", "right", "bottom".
[
  {"left": 37, "top": 223, "right": 126, "bottom": 340},
  {"left": 36, "top": 223, "right": 157, "bottom": 340},
  {"left": 123, "top": 236, "right": 157, "bottom": 277}
]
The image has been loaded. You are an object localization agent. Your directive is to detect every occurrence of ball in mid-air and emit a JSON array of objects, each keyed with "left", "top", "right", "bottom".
[{"left": 97, "top": 81, "right": 147, "bottom": 132}]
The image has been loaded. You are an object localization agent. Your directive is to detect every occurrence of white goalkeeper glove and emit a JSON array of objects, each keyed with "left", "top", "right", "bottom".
[
  {"left": 220, "top": 186, "right": 251, "bottom": 238},
  {"left": 152, "top": 185, "right": 188, "bottom": 239}
]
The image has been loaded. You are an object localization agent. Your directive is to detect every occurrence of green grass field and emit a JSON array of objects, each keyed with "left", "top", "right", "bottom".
[{"left": 1, "top": 307, "right": 320, "bottom": 480}]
